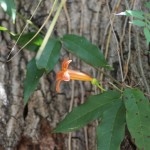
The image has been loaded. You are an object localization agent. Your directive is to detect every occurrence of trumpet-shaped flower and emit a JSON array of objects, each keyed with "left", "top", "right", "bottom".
[{"left": 56, "top": 59, "right": 93, "bottom": 92}]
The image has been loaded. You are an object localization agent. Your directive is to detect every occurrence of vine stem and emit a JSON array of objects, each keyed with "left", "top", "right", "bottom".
[
  {"left": 97, "top": 68, "right": 123, "bottom": 87},
  {"left": 7, "top": 0, "right": 58, "bottom": 62},
  {"left": 7, "top": 0, "right": 43, "bottom": 60},
  {"left": 108, "top": 81, "right": 123, "bottom": 92},
  {"left": 36, "top": 0, "right": 67, "bottom": 60}
]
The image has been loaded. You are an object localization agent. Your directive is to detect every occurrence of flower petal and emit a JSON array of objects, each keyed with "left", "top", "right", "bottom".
[
  {"left": 62, "top": 59, "right": 72, "bottom": 71},
  {"left": 67, "top": 69, "right": 93, "bottom": 81},
  {"left": 56, "top": 71, "right": 64, "bottom": 81},
  {"left": 63, "top": 71, "right": 70, "bottom": 81}
]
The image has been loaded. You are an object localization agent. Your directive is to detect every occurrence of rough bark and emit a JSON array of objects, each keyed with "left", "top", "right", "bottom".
[{"left": 0, "top": 0, "right": 149, "bottom": 150}]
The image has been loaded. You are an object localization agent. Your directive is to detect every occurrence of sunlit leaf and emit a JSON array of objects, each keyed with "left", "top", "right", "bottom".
[
  {"left": 0, "top": 0, "right": 16, "bottom": 23},
  {"left": 0, "top": 26, "right": 8, "bottom": 31},
  {"left": 126, "top": 10, "right": 144, "bottom": 19},
  {"left": 97, "top": 100, "right": 126, "bottom": 150},
  {"left": 0, "top": 25, "right": 15, "bottom": 35},
  {"left": 54, "top": 90, "right": 121, "bottom": 133},
  {"left": 115, "top": 12, "right": 126, "bottom": 16},
  {"left": 12, "top": 32, "right": 43, "bottom": 52},
  {"left": 130, "top": 20, "right": 145, "bottom": 27},
  {"left": 123, "top": 88, "right": 150, "bottom": 150}
]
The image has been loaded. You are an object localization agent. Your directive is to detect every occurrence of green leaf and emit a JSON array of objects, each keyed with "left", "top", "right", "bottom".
[
  {"left": 123, "top": 88, "right": 150, "bottom": 150},
  {"left": 97, "top": 100, "right": 126, "bottom": 150},
  {"left": 24, "top": 58, "right": 44, "bottom": 105},
  {"left": 36, "top": 38, "right": 61, "bottom": 72},
  {"left": 54, "top": 90, "right": 121, "bottom": 133},
  {"left": 145, "top": 2, "right": 150, "bottom": 9},
  {"left": 130, "top": 20, "right": 146, "bottom": 27},
  {"left": 125, "top": 10, "right": 144, "bottom": 19},
  {"left": 62, "top": 34, "right": 111, "bottom": 69},
  {"left": 0, "top": 0, "right": 16, "bottom": 23},
  {"left": 0, "top": 25, "right": 15, "bottom": 35},
  {"left": 12, "top": 32, "right": 43, "bottom": 52},
  {"left": 0, "top": 26, "right": 8, "bottom": 31},
  {"left": 144, "top": 27, "right": 150, "bottom": 46}
]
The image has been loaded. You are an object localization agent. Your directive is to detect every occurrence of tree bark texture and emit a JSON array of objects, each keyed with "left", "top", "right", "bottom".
[{"left": 0, "top": 0, "right": 149, "bottom": 150}]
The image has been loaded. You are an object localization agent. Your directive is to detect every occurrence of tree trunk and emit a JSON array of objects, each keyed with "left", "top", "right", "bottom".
[{"left": 0, "top": 0, "right": 149, "bottom": 150}]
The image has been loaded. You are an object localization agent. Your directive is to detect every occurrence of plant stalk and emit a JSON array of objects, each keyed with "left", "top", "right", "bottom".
[{"left": 36, "top": 0, "right": 67, "bottom": 60}]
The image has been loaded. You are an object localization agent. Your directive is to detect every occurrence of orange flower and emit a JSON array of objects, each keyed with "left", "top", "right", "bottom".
[{"left": 56, "top": 59, "right": 93, "bottom": 92}]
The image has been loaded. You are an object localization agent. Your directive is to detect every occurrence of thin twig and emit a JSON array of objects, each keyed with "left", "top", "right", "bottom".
[
  {"left": 108, "top": 81, "right": 123, "bottom": 92},
  {"left": 79, "top": 0, "right": 85, "bottom": 35},
  {"left": 36, "top": 0, "right": 66, "bottom": 59},
  {"left": 7, "top": 0, "right": 43, "bottom": 60},
  {"left": 119, "top": 0, "right": 133, "bottom": 62},
  {"left": 123, "top": 0, "right": 135, "bottom": 81},
  {"left": 123, "top": 22, "right": 132, "bottom": 81},
  {"left": 79, "top": 1, "right": 89, "bottom": 149},
  {"left": 63, "top": 2, "right": 71, "bottom": 34},
  {"left": 68, "top": 80, "right": 75, "bottom": 150},
  {"left": 79, "top": 81, "right": 89, "bottom": 150},
  {"left": 16, "top": 12, "right": 45, "bottom": 34},
  {"left": 7, "top": 0, "right": 58, "bottom": 62},
  {"left": 66, "top": 1, "right": 73, "bottom": 148},
  {"left": 97, "top": 68, "right": 123, "bottom": 87},
  {"left": 109, "top": 18, "right": 124, "bottom": 82},
  {"left": 136, "top": 33, "right": 150, "bottom": 94},
  {"left": 100, "top": 0, "right": 122, "bottom": 82}
]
